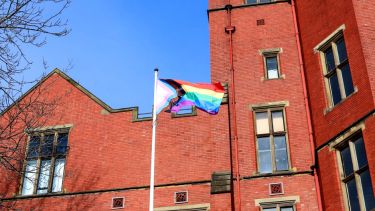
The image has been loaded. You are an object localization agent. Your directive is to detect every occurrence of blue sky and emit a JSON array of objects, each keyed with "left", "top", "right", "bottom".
[{"left": 24, "top": 1, "right": 210, "bottom": 113}]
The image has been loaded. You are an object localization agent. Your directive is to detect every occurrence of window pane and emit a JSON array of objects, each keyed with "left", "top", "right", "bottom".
[
  {"left": 52, "top": 158, "right": 66, "bottom": 192},
  {"left": 41, "top": 135, "right": 54, "bottom": 157},
  {"left": 37, "top": 160, "right": 51, "bottom": 194},
  {"left": 324, "top": 47, "right": 336, "bottom": 72},
  {"left": 281, "top": 207, "right": 294, "bottom": 211},
  {"left": 56, "top": 133, "right": 69, "bottom": 155},
  {"left": 346, "top": 179, "right": 360, "bottom": 211},
  {"left": 22, "top": 160, "right": 37, "bottom": 195},
  {"left": 263, "top": 208, "right": 277, "bottom": 211},
  {"left": 354, "top": 136, "right": 368, "bottom": 169},
  {"left": 258, "top": 137, "right": 272, "bottom": 173},
  {"left": 266, "top": 56, "right": 279, "bottom": 79},
  {"left": 329, "top": 73, "right": 342, "bottom": 105},
  {"left": 272, "top": 111, "right": 285, "bottom": 132},
  {"left": 274, "top": 136, "right": 289, "bottom": 171},
  {"left": 340, "top": 146, "right": 354, "bottom": 177},
  {"left": 256, "top": 112, "right": 269, "bottom": 134},
  {"left": 360, "top": 170, "right": 375, "bottom": 211},
  {"left": 341, "top": 64, "right": 354, "bottom": 97},
  {"left": 27, "top": 136, "right": 40, "bottom": 158},
  {"left": 246, "top": 0, "right": 257, "bottom": 3},
  {"left": 259, "top": 0, "right": 272, "bottom": 3},
  {"left": 336, "top": 38, "right": 348, "bottom": 63}
]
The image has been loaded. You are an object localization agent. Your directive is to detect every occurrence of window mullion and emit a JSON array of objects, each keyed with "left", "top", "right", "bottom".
[
  {"left": 268, "top": 110, "right": 276, "bottom": 172},
  {"left": 33, "top": 159, "right": 41, "bottom": 194},
  {"left": 47, "top": 132, "right": 58, "bottom": 193},
  {"left": 332, "top": 42, "right": 346, "bottom": 99}
]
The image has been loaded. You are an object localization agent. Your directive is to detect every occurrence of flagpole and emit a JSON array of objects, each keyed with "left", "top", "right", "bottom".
[{"left": 149, "top": 68, "right": 158, "bottom": 211}]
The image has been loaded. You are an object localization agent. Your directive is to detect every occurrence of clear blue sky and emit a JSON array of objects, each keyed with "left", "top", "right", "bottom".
[{"left": 24, "top": 1, "right": 210, "bottom": 113}]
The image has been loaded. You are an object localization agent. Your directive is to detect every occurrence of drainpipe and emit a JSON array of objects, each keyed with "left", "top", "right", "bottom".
[
  {"left": 290, "top": 1, "right": 323, "bottom": 211},
  {"left": 225, "top": 4, "right": 242, "bottom": 211}
]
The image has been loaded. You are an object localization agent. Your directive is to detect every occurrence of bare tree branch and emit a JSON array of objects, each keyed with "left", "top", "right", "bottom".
[{"left": 0, "top": 0, "right": 70, "bottom": 206}]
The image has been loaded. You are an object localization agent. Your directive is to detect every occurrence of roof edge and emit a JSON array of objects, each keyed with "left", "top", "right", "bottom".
[{"left": 0, "top": 68, "right": 139, "bottom": 116}]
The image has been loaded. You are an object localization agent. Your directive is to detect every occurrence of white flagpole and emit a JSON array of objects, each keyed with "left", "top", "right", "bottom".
[{"left": 149, "top": 68, "right": 158, "bottom": 211}]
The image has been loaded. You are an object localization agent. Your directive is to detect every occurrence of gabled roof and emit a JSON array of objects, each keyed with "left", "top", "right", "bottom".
[{"left": 1, "top": 68, "right": 137, "bottom": 117}]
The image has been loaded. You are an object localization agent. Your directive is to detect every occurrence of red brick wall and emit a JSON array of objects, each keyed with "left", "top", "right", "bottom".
[
  {"left": 2, "top": 184, "right": 212, "bottom": 210},
  {"left": 0, "top": 72, "right": 233, "bottom": 209},
  {"left": 295, "top": 0, "right": 375, "bottom": 209},
  {"left": 295, "top": 0, "right": 374, "bottom": 147},
  {"left": 316, "top": 147, "right": 346, "bottom": 211},
  {"left": 351, "top": 1, "right": 375, "bottom": 105},
  {"left": 209, "top": 1, "right": 318, "bottom": 210}
]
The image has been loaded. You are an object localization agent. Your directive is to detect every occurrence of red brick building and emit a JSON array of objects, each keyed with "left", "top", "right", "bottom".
[{"left": 0, "top": 0, "right": 374, "bottom": 210}]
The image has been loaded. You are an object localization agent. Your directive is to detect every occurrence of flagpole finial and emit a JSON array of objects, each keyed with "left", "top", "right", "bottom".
[{"left": 154, "top": 68, "right": 159, "bottom": 72}]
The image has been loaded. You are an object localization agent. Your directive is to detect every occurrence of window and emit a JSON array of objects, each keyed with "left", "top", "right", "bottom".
[
  {"left": 321, "top": 36, "right": 354, "bottom": 107},
  {"left": 254, "top": 108, "right": 289, "bottom": 173},
  {"left": 262, "top": 205, "right": 294, "bottom": 211},
  {"left": 246, "top": 0, "right": 274, "bottom": 4},
  {"left": 337, "top": 134, "right": 375, "bottom": 211},
  {"left": 261, "top": 50, "right": 281, "bottom": 80},
  {"left": 21, "top": 131, "right": 69, "bottom": 195}
]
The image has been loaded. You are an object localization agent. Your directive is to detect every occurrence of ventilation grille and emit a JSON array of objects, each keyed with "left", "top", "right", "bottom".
[
  {"left": 112, "top": 197, "right": 124, "bottom": 209},
  {"left": 211, "top": 171, "right": 231, "bottom": 194},
  {"left": 257, "top": 19, "right": 265, "bottom": 26},
  {"left": 175, "top": 191, "right": 188, "bottom": 204},
  {"left": 269, "top": 183, "right": 284, "bottom": 195}
]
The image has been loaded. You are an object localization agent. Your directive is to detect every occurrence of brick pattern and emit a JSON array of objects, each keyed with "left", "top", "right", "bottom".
[
  {"left": 209, "top": 1, "right": 318, "bottom": 210},
  {"left": 295, "top": 0, "right": 375, "bottom": 210},
  {"left": 4, "top": 0, "right": 374, "bottom": 210}
]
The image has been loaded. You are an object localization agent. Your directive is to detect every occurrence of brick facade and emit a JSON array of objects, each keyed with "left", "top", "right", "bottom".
[
  {"left": 295, "top": 0, "right": 375, "bottom": 210},
  {"left": 0, "top": 0, "right": 374, "bottom": 210}
]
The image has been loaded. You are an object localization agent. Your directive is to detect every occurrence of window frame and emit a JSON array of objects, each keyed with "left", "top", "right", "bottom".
[
  {"left": 19, "top": 129, "right": 69, "bottom": 196},
  {"left": 318, "top": 33, "right": 355, "bottom": 108},
  {"left": 335, "top": 132, "right": 375, "bottom": 211},
  {"left": 253, "top": 106, "right": 291, "bottom": 174},
  {"left": 261, "top": 204, "right": 295, "bottom": 211},
  {"left": 261, "top": 49, "right": 282, "bottom": 80}
]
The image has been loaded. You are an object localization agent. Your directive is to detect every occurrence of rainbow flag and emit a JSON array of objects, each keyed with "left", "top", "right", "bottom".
[
  {"left": 160, "top": 79, "right": 225, "bottom": 115},
  {"left": 154, "top": 80, "right": 178, "bottom": 114}
]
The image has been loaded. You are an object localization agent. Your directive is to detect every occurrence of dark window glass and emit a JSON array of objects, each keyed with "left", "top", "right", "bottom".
[
  {"left": 259, "top": 0, "right": 272, "bottom": 3},
  {"left": 56, "top": 133, "right": 68, "bottom": 155},
  {"left": 266, "top": 56, "right": 279, "bottom": 79},
  {"left": 340, "top": 146, "right": 354, "bottom": 177},
  {"left": 258, "top": 137, "right": 272, "bottom": 173},
  {"left": 41, "top": 135, "right": 54, "bottom": 157},
  {"left": 27, "top": 136, "right": 40, "bottom": 158},
  {"left": 274, "top": 136, "right": 288, "bottom": 171},
  {"left": 346, "top": 179, "right": 360, "bottom": 211},
  {"left": 246, "top": 0, "right": 257, "bottom": 3},
  {"left": 341, "top": 64, "right": 354, "bottom": 96},
  {"left": 360, "top": 170, "right": 375, "bottom": 211},
  {"left": 329, "top": 74, "right": 342, "bottom": 105},
  {"left": 354, "top": 137, "right": 368, "bottom": 169},
  {"left": 325, "top": 47, "right": 336, "bottom": 72},
  {"left": 336, "top": 38, "right": 348, "bottom": 63}
]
